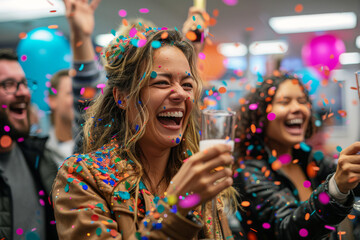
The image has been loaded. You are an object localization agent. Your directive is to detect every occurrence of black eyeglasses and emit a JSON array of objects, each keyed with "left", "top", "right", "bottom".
[{"left": 0, "top": 78, "right": 38, "bottom": 95}]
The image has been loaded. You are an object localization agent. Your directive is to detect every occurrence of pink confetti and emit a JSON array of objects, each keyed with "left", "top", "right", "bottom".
[
  {"left": 139, "top": 8, "right": 149, "bottom": 13},
  {"left": 2, "top": 104, "right": 7, "bottom": 108},
  {"left": 278, "top": 154, "right": 291, "bottom": 164},
  {"left": 319, "top": 192, "right": 330, "bottom": 204},
  {"left": 179, "top": 194, "right": 200, "bottom": 208},
  {"left": 299, "top": 228, "right": 308, "bottom": 237},
  {"left": 4, "top": 125, "right": 10, "bottom": 132},
  {"left": 80, "top": 87, "right": 85, "bottom": 95},
  {"left": 20, "top": 55, "right": 27, "bottom": 62},
  {"left": 303, "top": 180, "right": 311, "bottom": 188},
  {"left": 222, "top": 0, "right": 238, "bottom": 6},
  {"left": 17, "top": 137, "right": 24, "bottom": 142},
  {"left": 137, "top": 39, "right": 147, "bottom": 47},
  {"left": 249, "top": 103, "right": 258, "bottom": 110},
  {"left": 97, "top": 83, "right": 106, "bottom": 89},
  {"left": 118, "top": 9, "right": 127, "bottom": 17},
  {"left": 51, "top": 88, "right": 57, "bottom": 94},
  {"left": 267, "top": 112, "right": 276, "bottom": 121},
  {"left": 39, "top": 190, "right": 45, "bottom": 196},
  {"left": 39, "top": 199, "right": 45, "bottom": 206},
  {"left": 129, "top": 28, "right": 137, "bottom": 38},
  {"left": 262, "top": 222, "right": 271, "bottom": 229},
  {"left": 16, "top": 228, "right": 23, "bottom": 235},
  {"left": 198, "top": 52, "right": 206, "bottom": 60},
  {"left": 324, "top": 225, "right": 336, "bottom": 231}
]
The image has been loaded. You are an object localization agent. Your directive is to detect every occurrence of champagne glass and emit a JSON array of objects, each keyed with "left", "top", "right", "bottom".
[
  {"left": 353, "top": 70, "right": 360, "bottom": 211},
  {"left": 200, "top": 109, "right": 236, "bottom": 239}
]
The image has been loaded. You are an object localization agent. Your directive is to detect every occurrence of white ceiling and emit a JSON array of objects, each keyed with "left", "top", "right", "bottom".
[{"left": 0, "top": 0, "right": 359, "bottom": 58}]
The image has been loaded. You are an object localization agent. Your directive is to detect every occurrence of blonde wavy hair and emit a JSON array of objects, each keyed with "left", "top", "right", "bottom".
[{"left": 83, "top": 29, "right": 237, "bottom": 221}]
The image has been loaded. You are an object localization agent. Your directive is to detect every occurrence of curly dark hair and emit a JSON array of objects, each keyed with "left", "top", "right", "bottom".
[{"left": 235, "top": 73, "right": 315, "bottom": 161}]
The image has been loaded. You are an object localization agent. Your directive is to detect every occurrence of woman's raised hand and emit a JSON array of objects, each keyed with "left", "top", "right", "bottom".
[
  {"left": 166, "top": 144, "right": 234, "bottom": 216},
  {"left": 334, "top": 142, "right": 360, "bottom": 193}
]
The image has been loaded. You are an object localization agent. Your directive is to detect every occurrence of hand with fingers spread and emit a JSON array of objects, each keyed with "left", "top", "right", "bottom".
[
  {"left": 63, "top": 0, "right": 101, "bottom": 61},
  {"left": 166, "top": 144, "right": 234, "bottom": 216},
  {"left": 63, "top": 0, "right": 101, "bottom": 37},
  {"left": 334, "top": 142, "right": 360, "bottom": 193}
]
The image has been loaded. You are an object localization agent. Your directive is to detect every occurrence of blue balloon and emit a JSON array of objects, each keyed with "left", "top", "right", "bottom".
[
  {"left": 17, "top": 27, "right": 71, "bottom": 111},
  {"left": 295, "top": 67, "right": 321, "bottom": 95}
]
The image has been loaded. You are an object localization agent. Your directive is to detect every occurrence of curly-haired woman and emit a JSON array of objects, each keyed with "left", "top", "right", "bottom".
[
  {"left": 233, "top": 73, "right": 360, "bottom": 239},
  {"left": 52, "top": 29, "right": 237, "bottom": 240}
]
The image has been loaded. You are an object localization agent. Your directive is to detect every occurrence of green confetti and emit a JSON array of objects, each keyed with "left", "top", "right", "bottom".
[{"left": 96, "top": 227, "right": 102, "bottom": 236}]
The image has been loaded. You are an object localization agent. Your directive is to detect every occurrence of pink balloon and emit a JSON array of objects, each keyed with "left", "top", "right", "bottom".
[{"left": 301, "top": 35, "right": 345, "bottom": 78}]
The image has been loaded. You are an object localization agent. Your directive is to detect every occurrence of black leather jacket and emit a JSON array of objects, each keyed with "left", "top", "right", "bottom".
[
  {"left": 0, "top": 137, "right": 58, "bottom": 240},
  {"left": 233, "top": 148, "right": 355, "bottom": 240}
]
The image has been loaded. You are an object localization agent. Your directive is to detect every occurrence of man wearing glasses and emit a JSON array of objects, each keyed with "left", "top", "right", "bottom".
[{"left": 0, "top": 49, "right": 58, "bottom": 240}]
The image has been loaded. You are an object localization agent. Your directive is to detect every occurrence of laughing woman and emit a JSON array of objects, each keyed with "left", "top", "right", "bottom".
[
  {"left": 52, "top": 29, "right": 237, "bottom": 240},
  {"left": 233, "top": 74, "right": 360, "bottom": 239}
]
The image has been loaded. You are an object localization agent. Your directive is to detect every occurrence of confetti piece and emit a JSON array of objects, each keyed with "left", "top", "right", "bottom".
[
  {"left": 79, "top": 64, "right": 84, "bottom": 71},
  {"left": 271, "top": 160, "right": 282, "bottom": 171},
  {"left": 179, "top": 193, "right": 200, "bottom": 208},
  {"left": 185, "top": 31, "right": 197, "bottom": 41},
  {"left": 348, "top": 214, "right": 356, "bottom": 220},
  {"left": 118, "top": 9, "right": 127, "bottom": 17},
  {"left": 96, "top": 228, "right": 102, "bottom": 236},
  {"left": 150, "top": 71, "right": 157, "bottom": 78},
  {"left": 48, "top": 25, "right": 58, "bottom": 29},
  {"left": 295, "top": 4, "right": 303, "bottom": 13},
  {"left": 299, "top": 228, "right": 308, "bottom": 237},
  {"left": 222, "top": 0, "right": 238, "bottom": 6},
  {"left": 198, "top": 52, "right": 206, "bottom": 60},
  {"left": 129, "top": 28, "right": 137, "bottom": 38},
  {"left": 245, "top": 27, "right": 254, "bottom": 31},
  {"left": 241, "top": 201, "right": 250, "bottom": 207},
  {"left": 19, "top": 32, "right": 27, "bottom": 39},
  {"left": 0, "top": 135, "right": 12, "bottom": 148},
  {"left": 262, "top": 222, "right": 271, "bottom": 229},
  {"left": 300, "top": 142, "right": 311, "bottom": 152},
  {"left": 249, "top": 103, "right": 258, "bottom": 110},
  {"left": 4, "top": 125, "right": 10, "bottom": 132},
  {"left": 324, "top": 225, "right": 335, "bottom": 231},
  {"left": 139, "top": 8, "right": 149, "bottom": 13},
  {"left": 267, "top": 112, "right": 276, "bottom": 121},
  {"left": 278, "top": 154, "right": 291, "bottom": 164},
  {"left": 303, "top": 180, "right": 311, "bottom": 188},
  {"left": 319, "top": 192, "right": 330, "bottom": 204},
  {"left": 219, "top": 86, "right": 227, "bottom": 94},
  {"left": 336, "top": 146, "right": 342, "bottom": 152},
  {"left": 20, "top": 55, "right": 27, "bottom": 62},
  {"left": 122, "top": 18, "right": 128, "bottom": 26},
  {"left": 305, "top": 213, "right": 310, "bottom": 220},
  {"left": 250, "top": 124, "right": 256, "bottom": 134},
  {"left": 16, "top": 228, "right": 23, "bottom": 235},
  {"left": 151, "top": 40, "right": 161, "bottom": 49},
  {"left": 137, "top": 39, "right": 147, "bottom": 47}
]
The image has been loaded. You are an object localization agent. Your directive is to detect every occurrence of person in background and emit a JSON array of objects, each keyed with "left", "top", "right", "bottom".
[
  {"left": 52, "top": 29, "right": 237, "bottom": 239},
  {"left": 0, "top": 48, "right": 58, "bottom": 240},
  {"left": 46, "top": 69, "right": 75, "bottom": 168},
  {"left": 233, "top": 73, "right": 360, "bottom": 239},
  {"left": 62, "top": 0, "right": 208, "bottom": 153}
]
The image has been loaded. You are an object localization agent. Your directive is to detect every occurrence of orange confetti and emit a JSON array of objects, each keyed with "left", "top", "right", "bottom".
[
  {"left": 68, "top": 166, "right": 74, "bottom": 174},
  {"left": 271, "top": 160, "right": 282, "bottom": 171},
  {"left": 82, "top": 87, "right": 97, "bottom": 99},
  {"left": 337, "top": 110, "right": 347, "bottom": 118},
  {"left": 266, "top": 104, "right": 272, "bottom": 113},
  {"left": 161, "top": 32, "right": 168, "bottom": 39},
  {"left": 264, "top": 170, "right": 270, "bottom": 177},
  {"left": 272, "top": 149, "right": 277, "bottom": 157},
  {"left": 295, "top": 4, "right": 303, "bottom": 13},
  {"left": 209, "top": 18, "right": 217, "bottom": 26},
  {"left": 18, "top": 32, "right": 27, "bottom": 39},
  {"left": 250, "top": 124, "right": 256, "bottom": 133},
  {"left": 213, "top": 9, "right": 219, "bottom": 17},
  {"left": 122, "top": 18, "right": 128, "bottom": 26},
  {"left": 186, "top": 31, "right": 197, "bottom": 41},
  {"left": 214, "top": 166, "right": 224, "bottom": 171},
  {"left": 348, "top": 214, "right": 356, "bottom": 220},
  {"left": 239, "top": 98, "right": 246, "bottom": 105},
  {"left": 76, "top": 41, "right": 83, "bottom": 47},
  {"left": 292, "top": 159, "right": 299, "bottom": 164},
  {"left": 330, "top": 54, "right": 334, "bottom": 59},
  {"left": 241, "top": 201, "right": 251, "bottom": 207},
  {"left": 48, "top": 25, "right": 58, "bottom": 29},
  {"left": 274, "top": 181, "right": 281, "bottom": 185},
  {"left": 218, "top": 86, "right": 227, "bottom": 94},
  {"left": 49, "top": 10, "right": 57, "bottom": 13},
  {"left": 245, "top": 27, "right": 254, "bottom": 31},
  {"left": 305, "top": 213, "right": 310, "bottom": 220},
  {"left": 95, "top": 46, "right": 103, "bottom": 53},
  {"left": 348, "top": 176, "right": 358, "bottom": 183},
  {"left": 307, "top": 162, "right": 318, "bottom": 178},
  {"left": 0, "top": 135, "right": 12, "bottom": 148}
]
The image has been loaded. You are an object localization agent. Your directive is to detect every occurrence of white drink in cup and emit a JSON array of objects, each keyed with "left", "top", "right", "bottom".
[{"left": 199, "top": 139, "right": 234, "bottom": 152}]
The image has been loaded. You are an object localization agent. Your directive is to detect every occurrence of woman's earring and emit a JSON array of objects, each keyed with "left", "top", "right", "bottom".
[{"left": 117, "top": 99, "right": 127, "bottom": 109}]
